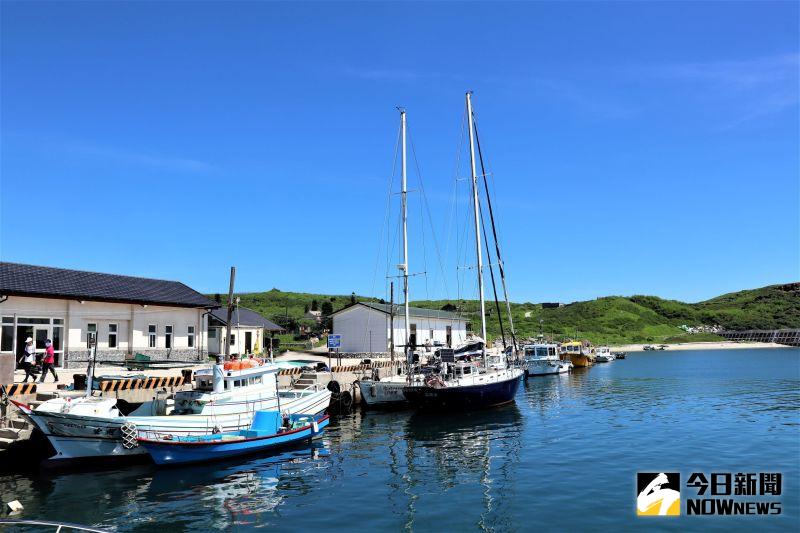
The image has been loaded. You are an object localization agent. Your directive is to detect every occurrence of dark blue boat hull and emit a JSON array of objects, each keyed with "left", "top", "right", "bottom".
[{"left": 402, "top": 373, "right": 522, "bottom": 411}]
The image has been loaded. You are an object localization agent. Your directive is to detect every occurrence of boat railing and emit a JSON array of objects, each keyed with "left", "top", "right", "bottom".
[{"left": 0, "top": 519, "right": 110, "bottom": 532}]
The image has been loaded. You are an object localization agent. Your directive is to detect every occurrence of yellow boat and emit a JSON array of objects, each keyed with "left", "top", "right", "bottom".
[{"left": 560, "top": 340, "right": 594, "bottom": 367}]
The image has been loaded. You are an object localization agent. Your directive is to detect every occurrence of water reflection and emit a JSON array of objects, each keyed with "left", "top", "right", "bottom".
[{"left": 402, "top": 406, "right": 523, "bottom": 532}]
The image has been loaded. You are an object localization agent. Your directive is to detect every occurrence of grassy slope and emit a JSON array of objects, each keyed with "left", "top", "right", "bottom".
[{"left": 211, "top": 283, "right": 800, "bottom": 346}]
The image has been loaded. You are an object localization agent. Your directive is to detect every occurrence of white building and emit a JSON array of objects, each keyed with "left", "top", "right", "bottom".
[
  {"left": 331, "top": 302, "right": 467, "bottom": 354},
  {"left": 0, "top": 262, "right": 217, "bottom": 372},
  {"left": 207, "top": 306, "right": 283, "bottom": 356}
]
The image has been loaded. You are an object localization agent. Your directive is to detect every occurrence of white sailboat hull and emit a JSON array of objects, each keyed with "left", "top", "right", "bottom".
[{"left": 358, "top": 378, "right": 408, "bottom": 406}]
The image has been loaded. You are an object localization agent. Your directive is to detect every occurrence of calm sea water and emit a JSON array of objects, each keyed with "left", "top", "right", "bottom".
[{"left": 2, "top": 348, "right": 798, "bottom": 532}]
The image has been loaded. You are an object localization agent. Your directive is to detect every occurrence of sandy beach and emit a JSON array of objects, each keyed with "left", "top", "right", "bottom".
[{"left": 608, "top": 341, "right": 795, "bottom": 352}]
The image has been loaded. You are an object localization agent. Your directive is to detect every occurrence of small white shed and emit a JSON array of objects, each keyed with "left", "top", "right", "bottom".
[{"left": 331, "top": 302, "right": 467, "bottom": 354}]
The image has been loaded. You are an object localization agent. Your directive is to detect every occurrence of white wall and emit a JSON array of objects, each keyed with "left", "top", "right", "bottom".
[
  {"left": 0, "top": 296, "right": 208, "bottom": 359},
  {"left": 332, "top": 305, "right": 467, "bottom": 353},
  {"left": 332, "top": 305, "right": 388, "bottom": 353},
  {"left": 391, "top": 315, "right": 467, "bottom": 352},
  {"left": 210, "top": 325, "right": 266, "bottom": 355}
]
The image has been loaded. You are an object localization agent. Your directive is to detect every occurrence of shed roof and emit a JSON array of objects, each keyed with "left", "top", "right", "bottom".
[
  {"left": 0, "top": 262, "right": 216, "bottom": 308},
  {"left": 331, "top": 301, "right": 465, "bottom": 321},
  {"left": 209, "top": 306, "right": 284, "bottom": 331}
]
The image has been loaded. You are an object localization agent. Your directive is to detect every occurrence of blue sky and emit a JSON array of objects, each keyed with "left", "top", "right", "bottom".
[{"left": 1, "top": 1, "right": 797, "bottom": 304}]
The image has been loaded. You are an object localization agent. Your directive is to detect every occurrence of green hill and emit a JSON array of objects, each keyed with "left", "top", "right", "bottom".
[{"left": 212, "top": 283, "right": 800, "bottom": 346}]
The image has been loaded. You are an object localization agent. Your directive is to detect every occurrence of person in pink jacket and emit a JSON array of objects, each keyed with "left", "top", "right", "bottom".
[{"left": 40, "top": 339, "right": 59, "bottom": 383}]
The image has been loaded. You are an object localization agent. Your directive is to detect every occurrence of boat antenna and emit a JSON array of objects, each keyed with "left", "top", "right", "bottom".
[
  {"left": 466, "top": 91, "right": 488, "bottom": 364},
  {"left": 225, "top": 266, "right": 235, "bottom": 361},
  {"left": 389, "top": 280, "right": 395, "bottom": 363},
  {"left": 399, "top": 108, "right": 412, "bottom": 375}
]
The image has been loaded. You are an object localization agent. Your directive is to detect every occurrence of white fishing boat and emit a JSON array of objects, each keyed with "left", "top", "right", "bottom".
[
  {"left": 594, "top": 346, "right": 615, "bottom": 363},
  {"left": 13, "top": 359, "right": 331, "bottom": 462},
  {"left": 524, "top": 343, "right": 572, "bottom": 376}
]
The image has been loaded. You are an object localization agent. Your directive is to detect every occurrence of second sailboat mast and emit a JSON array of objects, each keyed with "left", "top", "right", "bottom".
[
  {"left": 466, "top": 92, "right": 488, "bottom": 361},
  {"left": 400, "top": 109, "right": 412, "bottom": 368}
]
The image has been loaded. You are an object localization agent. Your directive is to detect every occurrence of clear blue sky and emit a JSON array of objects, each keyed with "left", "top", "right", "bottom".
[{"left": 1, "top": 1, "right": 798, "bottom": 304}]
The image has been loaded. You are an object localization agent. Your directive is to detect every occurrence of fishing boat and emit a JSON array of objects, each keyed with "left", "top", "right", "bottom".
[
  {"left": 594, "top": 346, "right": 615, "bottom": 363},
  {"left": 402, "top": 92, "right": 524, "bottom": 411},
  {"left": 523, "top": 343, "right": 572, "bottom": 376},
  {"left": 612, "top": 351, "right": 627, "bottom": 359},
  {"left": 13, "top": 358, "right": 331, "bottom": 462},
  {"left": 561, "top": 340, "right": 594, "bottom": 367},
  {"left": 138, "top": 410, "right": 329, "bottom": 466}
]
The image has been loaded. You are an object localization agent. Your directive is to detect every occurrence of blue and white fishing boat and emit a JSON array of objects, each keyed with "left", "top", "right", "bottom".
[{"left": 137, "top": 410, "right": 329, "bottom": 465}]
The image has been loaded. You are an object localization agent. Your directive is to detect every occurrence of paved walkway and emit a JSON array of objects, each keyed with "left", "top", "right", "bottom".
[{"left": 10, "top": 352, "right": 390, "bottom": 394}]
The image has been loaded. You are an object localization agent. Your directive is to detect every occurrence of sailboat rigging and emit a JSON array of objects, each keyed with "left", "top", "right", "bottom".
[{"left": 402, "top": 92, "right": 524, "bottom": 411}]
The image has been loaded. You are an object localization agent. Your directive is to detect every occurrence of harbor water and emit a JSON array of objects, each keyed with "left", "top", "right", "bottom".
[{"left": 2, "top": 347, "right": 798, "bottom": 531}]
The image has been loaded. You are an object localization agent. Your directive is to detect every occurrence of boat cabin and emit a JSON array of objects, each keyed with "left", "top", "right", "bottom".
[
  {"left": 524, "top": 344, "right": 559, "bottom": 360},
  {"left": 175, "top": 362, "right": 279, "bottom": 414},
  {"left": 485, "top": 353, "right": 507, "bottom": 370}
]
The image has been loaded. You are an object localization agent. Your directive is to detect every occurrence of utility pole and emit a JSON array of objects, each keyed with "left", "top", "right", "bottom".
[{"left": 225, "top": 266, "right": 236, "bottom": 360}]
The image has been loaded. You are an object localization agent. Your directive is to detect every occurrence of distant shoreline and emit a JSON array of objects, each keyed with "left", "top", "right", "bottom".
[{"left": 608, "top": 341, "right": 796, "bottom": 352}]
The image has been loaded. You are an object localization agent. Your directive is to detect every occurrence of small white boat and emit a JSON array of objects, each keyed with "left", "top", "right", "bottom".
[
  {"left": 524, "top": 343, "right": 572, "bottom": 376},
  {"left": 14, "top": 360, "right": 331, "bottom": 462},
  {"left": 594, "top": 346, "right": 616, "bottom": 363}
]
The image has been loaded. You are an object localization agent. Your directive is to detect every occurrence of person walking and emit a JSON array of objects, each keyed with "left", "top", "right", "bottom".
[
  {"left": 40, "top": 339, "right": 59, "bottom": 383},
  {"left": 19, "top": 337, "right": 38, "bottom": 383}
]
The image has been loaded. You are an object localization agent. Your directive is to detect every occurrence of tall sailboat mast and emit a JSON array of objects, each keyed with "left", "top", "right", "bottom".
[
  {"left": 466, "top": 92, "right": 488, "bottom": 362},
  {"left": 400, "top": 109, "right": 412, "bottom": 368}
]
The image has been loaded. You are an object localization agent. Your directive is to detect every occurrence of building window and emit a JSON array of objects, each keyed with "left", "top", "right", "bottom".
[
  {"left": 446, "top": 326, "right": 452, "bottom": 347},
  {"left": 409, "top": 324, "right": 417, "bottom": 347},
  {"left": 87, "top": 323, "right": 97, "bottom": 348},
  {"left": 208, "top": 328, "right": 217, "bottom": 339},
  {"left": 187, "top": 326, "right": 195, "bottom": 348},
  {"left": 148, "top": 324, "right": 157, "bottom": 348},
  {"left": 429, "top": 329, "right": 434, "bottom": 342},
  {"left": 230, "top": 334, "right": 236, "bottom": 345},
  {"left": 108, "top": 323, "right": 118, "bottom": 349},
  {"left": 1, "top": 325, "right": 12, "bottom": 353},
  {"left": 165, "top": 325, "right": 173, "bottom": 349}
]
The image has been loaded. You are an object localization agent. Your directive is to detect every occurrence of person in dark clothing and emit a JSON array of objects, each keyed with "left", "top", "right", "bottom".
[{"left": 40, "top": 339, "right": 59, "bottom": 383}]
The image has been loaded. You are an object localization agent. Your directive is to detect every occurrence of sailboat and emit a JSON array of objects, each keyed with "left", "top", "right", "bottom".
[
  {"left": 402, "top": 92, "right": 524, "bottom": 410},
  {"left": 357, "top": 109, "right": 425, "bottom": 407}
]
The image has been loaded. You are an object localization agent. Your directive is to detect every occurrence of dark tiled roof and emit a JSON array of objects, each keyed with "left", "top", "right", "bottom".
[
  {"left": 209, "top": 307, "right": 283, "bottom": 331},
  {"left": 332, "top": 301, "right": 464, "bottom": 321},
  {"left": 0, "top": 262, "right": 216, "bottom": 308}
]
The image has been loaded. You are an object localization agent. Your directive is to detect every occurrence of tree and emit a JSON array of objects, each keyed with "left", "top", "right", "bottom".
[
  {"left": 304, "top": 304, "right": 310, "bottom": 314},
  {"left": 321, "top": 301, "right": 334, "bottom": 316},
  {"left": 350, "top": 292, "right": 356, "bottom": 304},
  {"left": 441, "top": 303, "right": 457, "bottom": 312},
  {"left": 311, "top": 299, "right": 318, "bottom": 312},
  {"left": 214, "top": 293, "right": 221, "bottom": 303}
]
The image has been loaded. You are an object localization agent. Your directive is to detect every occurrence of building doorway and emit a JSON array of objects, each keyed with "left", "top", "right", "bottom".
[
  {"left": 15, "top": 325, "right": 33, "bottom": 366},
  {"left": 446, "top": 325, "right": 452, "bottom": 348},
  {"left": 245, "top": 331, "right": 252, "bottom": 354},
  {"left": 409, "top": 324, "right": 417, "bottom": 348}
]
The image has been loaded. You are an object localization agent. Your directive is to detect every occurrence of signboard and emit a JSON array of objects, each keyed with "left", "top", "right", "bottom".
[
  {"left": 439, "top": 348, "right": 455, "bottom": 363},
  {"left": 327, "top": 334, "right": 341, "bottom": 349}
]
